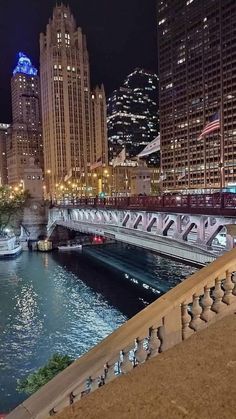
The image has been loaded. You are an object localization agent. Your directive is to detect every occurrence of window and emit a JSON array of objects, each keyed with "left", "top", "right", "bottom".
[{"left": 57, "top": 32, "right": 62, "bottom": 44}]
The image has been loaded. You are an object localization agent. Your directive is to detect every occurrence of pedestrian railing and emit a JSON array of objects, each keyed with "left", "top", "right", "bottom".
[{"left": 7, "top": 248, "right": 236, "bottom": 419}]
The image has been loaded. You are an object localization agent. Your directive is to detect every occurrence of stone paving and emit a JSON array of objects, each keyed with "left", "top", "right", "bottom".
[{"left": 57, "top": 313, "right": 236, "bottom": 419}]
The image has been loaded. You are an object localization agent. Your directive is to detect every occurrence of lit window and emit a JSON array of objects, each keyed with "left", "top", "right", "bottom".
[
  {"left": 158, "top": 18, "right": 166, "bottom": 26},
  {"left": 67, "top": 66, "right": 71, "bottom": 71},
  {"left": 57, "top": 31, "right": 62, "bottom": 43}
]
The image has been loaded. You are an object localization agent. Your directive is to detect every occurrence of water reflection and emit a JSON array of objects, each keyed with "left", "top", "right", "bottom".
[{"left": 0, "top": 246, "right": 196, "bottom": 412}]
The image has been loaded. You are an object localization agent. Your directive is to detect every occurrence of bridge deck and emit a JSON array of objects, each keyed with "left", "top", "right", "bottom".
[{"left": 57, "top": 313, "right": 236, "bottom": 419}]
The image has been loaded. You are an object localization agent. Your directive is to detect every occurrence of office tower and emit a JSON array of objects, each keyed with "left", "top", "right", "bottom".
[
  {"left": 107, "top": 68, "right": 159, "bottom": 163},
  {"left": 40, "top": 4, "right": 104, "bottom": 193},
  {"left": 158, "top": 0, "right": 236, "bottom": 192},
  {"left": 7, "top": 53, "right": 43, "bottom": 185},
  {"left": 91, "top": 85, "right": 108, "bottom": 168},
  {"left": 0, "top": 123, "right": 10, "bottom": 185}
]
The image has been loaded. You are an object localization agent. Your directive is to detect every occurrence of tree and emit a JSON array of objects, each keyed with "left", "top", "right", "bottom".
[
  {"left": 17, "top": 353, "right": 74, "bottom": 396},
  {"left": 0, "top": 186, "right": 30, "bottom": 234}
]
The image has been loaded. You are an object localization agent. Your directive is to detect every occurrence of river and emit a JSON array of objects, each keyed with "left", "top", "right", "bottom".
[{"left": 0, "top": 244, "right": 196, "bottom": 412}]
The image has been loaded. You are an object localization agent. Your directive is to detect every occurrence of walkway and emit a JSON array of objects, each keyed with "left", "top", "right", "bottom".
[{"left": 57, "top": 313, "right": 236, "bottom": 419}]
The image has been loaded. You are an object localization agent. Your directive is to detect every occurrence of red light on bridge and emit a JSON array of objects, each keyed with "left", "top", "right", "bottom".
[{"left": 92, "top": 236, "right": 103, "bottom": 244}]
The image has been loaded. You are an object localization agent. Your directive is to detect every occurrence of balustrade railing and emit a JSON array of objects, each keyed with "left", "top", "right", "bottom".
[
  {"left": 54, "top": 192, "right": 236, "bottom": 215},
  {"left": 7, "top": 249, "right": 236, "bottom": 419}
]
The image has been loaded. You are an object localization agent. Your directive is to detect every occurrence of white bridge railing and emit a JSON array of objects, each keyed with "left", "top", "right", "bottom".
[{"left": 7, "top": 249, "right": 236, "bottom": 419}]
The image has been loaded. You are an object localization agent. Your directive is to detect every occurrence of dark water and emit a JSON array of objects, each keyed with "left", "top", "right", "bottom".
[{"left": 0, "top": 245, "right": 196, "bottom": 412}]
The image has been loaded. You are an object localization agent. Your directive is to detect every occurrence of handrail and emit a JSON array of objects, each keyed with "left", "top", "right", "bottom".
[
  {"left": 53, "top": 192, "right": 236, "bottom": 216},
  {"left": 7, "top": 248, "right": 236, "bottom": 419}
]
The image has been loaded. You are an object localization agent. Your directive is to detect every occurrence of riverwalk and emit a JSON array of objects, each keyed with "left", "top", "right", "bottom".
[{"left": 57, "top": 313, "right": 236, "bottom": 419}]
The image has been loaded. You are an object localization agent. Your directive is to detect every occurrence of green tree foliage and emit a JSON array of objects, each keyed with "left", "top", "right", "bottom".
[
  {"left": 0, "top": 186, "right": 30, "bottom": 234},
  {"left": 17, "top": 353, "right": 74, "bottom": 395}
]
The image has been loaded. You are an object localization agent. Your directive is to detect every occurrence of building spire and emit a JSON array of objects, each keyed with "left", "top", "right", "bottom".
[{"left": 13, "top": 52, "right": 38, "bottom": 77}]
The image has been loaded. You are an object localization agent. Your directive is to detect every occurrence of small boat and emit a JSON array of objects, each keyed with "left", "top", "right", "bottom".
[
  {"left": 0, "top": 234, "right": 22, "bottom": 259},
  {"left": 58, "top": 243, "right": 82, "bottom": 251},
  {"left": 37, "top": 240, "right": 53, "bottom": 252}
]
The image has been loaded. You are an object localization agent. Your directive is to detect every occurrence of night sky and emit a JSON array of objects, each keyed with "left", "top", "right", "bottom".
[{"left": 0, "top": 0, "right": 157, "bottom": 123}]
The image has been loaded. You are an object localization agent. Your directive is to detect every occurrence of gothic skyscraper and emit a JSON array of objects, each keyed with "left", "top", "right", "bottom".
[{"left": 40, "top": 4, "right": 107, "bottom": 193}]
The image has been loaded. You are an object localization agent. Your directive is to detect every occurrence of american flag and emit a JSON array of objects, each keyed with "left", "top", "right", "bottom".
[
  {"left": 178, "top": 169, "right": 186, "bottom": 180},
  {"left": 90, "top": 156, "right": 102, "bottom": 171},
  {"left": 198, "top": 112, "right": 220, "bottom": 140}
]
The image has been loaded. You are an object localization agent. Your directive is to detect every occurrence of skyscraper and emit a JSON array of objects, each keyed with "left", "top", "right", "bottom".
[
  {"left": 158, "top": 0, "right": 236, "bottom": 192},
  {"left": 0, "top": 123, "right": 10, "bottom": 185},
  {"left": 7, "top": 53, "right": 43, "bottom": 186},
  {"left": 107, "top": 69, "right": 159, "bottom": 164},
  {"left": 40, "top": 4, "right": 107, "bottom": 193}
]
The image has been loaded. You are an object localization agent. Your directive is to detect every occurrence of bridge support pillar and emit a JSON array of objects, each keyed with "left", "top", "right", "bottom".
[
  {"left": 173, "top": 215, "right": 183, "bottom": 240},
  {"left": 156, "top": 213, "right": 167, "bottom": 235},
  {"left": 196, "top": 216, "right": 207, "bottom": 245}
]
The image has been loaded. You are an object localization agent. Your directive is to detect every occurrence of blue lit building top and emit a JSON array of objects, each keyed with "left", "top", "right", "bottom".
[{"left": 13, "top": 52, "right": 38, "bottom": 76}]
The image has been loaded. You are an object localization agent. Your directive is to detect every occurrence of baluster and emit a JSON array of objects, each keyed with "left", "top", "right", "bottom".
[
  {"left": 223, "top": 270, "right": 235, "bottom": 305},
  {"left": 90, "top": 377, "right": 100, "bottom": 392},
  {"left": 72, "top": 382, "right": 87, "bottom": 402},
  {"left": 232, "top": 272, "right": 236, "bottom": 296},
  {"left": 69, "top": 392, "right": 76, "bottom": 405},
  {"left": 120, "top": 349, "right": 134, "bottom": 374},
  {"left": 135, "top": 338, "right": 148, "bottom": 364},
  {"left": 201, "top": 286, "right": 215, "bottom": 322},
  {"left": 148, "top": 327, "right": 161, "bottom": 358},
  {"left": 181, "top": 303, "right": 193, "bottom": 339},
  {"left": 189, "top": 294, "right": 204, "bottom": 331},
  {"left": 104, "top": 362, "right": 116, "bottom": 383},
  {"left": 212, "top": 277, "right": 225, "bottom": 313}
]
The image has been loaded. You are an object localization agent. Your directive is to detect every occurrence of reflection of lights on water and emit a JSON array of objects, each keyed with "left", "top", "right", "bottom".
[
  {"left": 43, "top": 254, "right": 49, "bottom": 268},
  {"left": 130, "top": 278, "right": 138, "bottom": 285},
  {"left": 125, "top": 273, "right": 129, "bottom": 279},
  {"left": 15, "top": 285, "right": 40, "bottom": 331},
  {"left": 152, "top": 288, "right": 161, "bottom": 294}
]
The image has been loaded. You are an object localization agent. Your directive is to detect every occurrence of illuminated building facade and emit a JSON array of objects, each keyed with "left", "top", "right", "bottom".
[
  {"left": 91, "top": 85, "right": 108, "bottom": 167},
  {"left": 107, "top": 69, "right": 159, "bottom": 165},
  {"left": 158, "top": 0, "right": 236, "bottom": 192},
  {"left": 40, "top": 4, "right": 107, "bottom": 193},
  {"left": 7, "top": 53, "right": 43, "bottom": 185},
  {"left": 0, "top": 123, "right": 10, "bottom": 185}
]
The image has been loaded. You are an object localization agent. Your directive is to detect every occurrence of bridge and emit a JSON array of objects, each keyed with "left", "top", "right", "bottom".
[{"left": 48, "top": 193, "right": 236, "bottom": 266}]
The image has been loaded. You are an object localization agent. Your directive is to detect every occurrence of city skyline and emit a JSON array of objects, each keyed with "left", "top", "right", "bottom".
[{"left": 0, "top": 0, "right": 157, "bottom": 122}]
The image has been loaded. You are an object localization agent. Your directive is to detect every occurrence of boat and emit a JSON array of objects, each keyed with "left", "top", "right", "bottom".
[
  {"left": 0, "top": 234, "right": 22, "bottom": 259},
  {"left": 58, "top": 243, "right": 82, "bottom": 251},
  {"left": 37, "top": 239, "right": 53, "bottom": 252}
]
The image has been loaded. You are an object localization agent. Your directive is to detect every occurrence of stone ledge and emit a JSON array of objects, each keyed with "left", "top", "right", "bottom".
[{"left": 57, "top": 313, "right": 236, "bottom": 419}]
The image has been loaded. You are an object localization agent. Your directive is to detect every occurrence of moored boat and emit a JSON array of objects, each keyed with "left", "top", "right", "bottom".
[
  {"left": 58, "top": 243, "right": 82, "bottom": 251},
  {"left": 0, "top": 234, "right": 22, "bottom": 259}
]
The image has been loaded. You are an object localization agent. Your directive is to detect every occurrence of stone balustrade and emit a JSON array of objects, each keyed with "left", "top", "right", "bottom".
[{"left": 7, "top": 248, "right": 236, "bottom": 419}]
